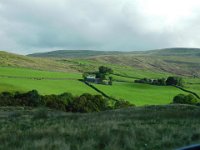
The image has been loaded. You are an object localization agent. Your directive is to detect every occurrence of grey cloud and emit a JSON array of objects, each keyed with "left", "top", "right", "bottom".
[{"left": 0, "top": 0, "right": 200, "bottom": 54}]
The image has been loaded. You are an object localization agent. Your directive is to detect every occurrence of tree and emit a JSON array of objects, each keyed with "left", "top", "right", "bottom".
[
  {"left": 166, "top": 76, "right": 183, "bottom": 86},
  {"left": 99, "top": 66, "right": 113, "bottom": 74},
  {"left": 96, "top": 72, "right": 106, "bottom": 81}
]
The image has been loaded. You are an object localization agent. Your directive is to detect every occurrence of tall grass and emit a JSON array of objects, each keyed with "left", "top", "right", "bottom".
[{"left": 0, "top": 105, "right": 200, "bottom": 150}]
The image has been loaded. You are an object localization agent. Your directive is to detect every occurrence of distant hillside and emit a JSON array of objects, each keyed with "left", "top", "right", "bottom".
[
  {"left": 147, "top": 48, "right": 200, "bottom": 57},
  {"left": 0, "top": 51, "right": 76, "bottom": 72},
  {"left": 1, "top": 47, "right": 200, "bottom": 76},
  {"left": 28, "top": 50, "right": 126, "bottom": 58},
  {"left": 86, "top": 54, "right": 200, "bottom": 76},
  {"left": 28, "top": 48, "right": 200, "bottom": 58}
]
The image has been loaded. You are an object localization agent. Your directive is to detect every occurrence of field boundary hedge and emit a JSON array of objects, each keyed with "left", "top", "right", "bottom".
[
  {"left": 79, "top": 79, "right": 118, "bottom": 101},
  {"left": 0, "top": 75, "right": 77, "bottom": 80},
  {"left": 111, "top": 73, "right": 141, "bottom": 80}
]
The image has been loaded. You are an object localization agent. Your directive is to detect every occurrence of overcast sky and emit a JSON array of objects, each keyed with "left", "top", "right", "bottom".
[{"left": 0, "top": 0, "right": 200, "bottom": 54}]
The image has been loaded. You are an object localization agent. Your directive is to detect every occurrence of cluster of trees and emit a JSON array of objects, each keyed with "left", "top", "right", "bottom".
[
  {"left": 0, "top": 90, "right": 134, "bottom": 112},
  {"left": 166, "top": 76, "right": 183, "bottom": 86},
  {"left": 83, "top": 66, "right": 113, "bottom": 85},
  {"left": 173, "top": 94, "right": 198, "bottom": 105},
  {"left": 96, "top": 66, "right": 113, "bottom": 85},
  {"left": 135, "top": 78, "right": 166, "bottom": 85},
  {"left": 135, "top": 76, "right": 184, "bottom": 86}
]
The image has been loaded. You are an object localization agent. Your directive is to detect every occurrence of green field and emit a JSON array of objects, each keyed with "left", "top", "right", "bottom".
[
  {"left": 0, "top": 67, "right": 81, "bottom": 79},
  {"left": 0, "top": 66, "right": 197, "bottom": 105},
  {"left": 0, "top": 67, "right": 98, "bottom": 95},
  {"left": 0, "top": 78, "right": 97, "bottom": 95},
  {"left": 0, "top": 64, "right": 199, "bottom": 106},
  {"left": 185, "top": 84, "right": 200, "bottom": 97},
  {"left": 184, "top": 78, "right": 200, "bottom": 96},
  {"left": 93, "top": 82, "right": 187, "bottom": 105}
]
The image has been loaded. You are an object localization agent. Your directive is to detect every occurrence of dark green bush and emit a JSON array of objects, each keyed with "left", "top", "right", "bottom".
[
  {"left": 173, "top": 94, "right": 197, "bottom": 105},
  {"left": 42, "top": 95, "right": 66, "bottom": 111},
  {"left": 114, "top": 100, "right": 135, "bottom": 109},
  {"left": 0, "top": 92, "right": 15, "bottom": 106},
  {"left": 71, "top": 93, "right": 108, "bottom": 113},
  {"left": 14, "top": 90, "right": 43, "bottom": 106},
  {"left": 0, "top": 90, "right": 134, "bottom": 113}
]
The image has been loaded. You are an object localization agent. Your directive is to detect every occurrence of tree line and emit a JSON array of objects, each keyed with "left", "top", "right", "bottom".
[
  {"left": 0, "top": 90, "right": 134, "bottom": 112},
  {"left": 135, "top": 76, "right": 184, "bottom": 86}
]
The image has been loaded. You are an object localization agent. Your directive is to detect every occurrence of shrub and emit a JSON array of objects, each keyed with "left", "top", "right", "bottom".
[
  {"left": 42, "top": 95, "right": 66, "bottom": 111},
  {"left": 114, "top": 100, "right": 135, "bottom": 109},
  {"left": 0, "top": 92, "right": 14, "bottom": 106},
  {"left": 58, "top": 92, "right": 74, "bottom": 105},
  {"left": 14, "top": 90, "right": 43, "bottom": 106},
  {"left": 173, "top": 94, "right": 197, "bottom": 105},
  {"left": 71, "top": 93, "right": 108, "bottom": 113}
]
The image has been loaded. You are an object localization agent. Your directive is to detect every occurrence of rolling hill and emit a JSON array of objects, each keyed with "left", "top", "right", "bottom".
[
  {"left": 28, "top": 48, "right": 200, "bottom": 58},
  {"left": 0, "top": 51, "right": 77, "bottom": 72},
  {"left": 0, "top": 48, "right": 200, "bottom": 106},
  {"left": 146, "top": 47, "right": 200, "bottom": 57},
  {"left": 27, "top": 48, "right": 200, "bottom": 76},
  {"left": 27, "top": 50, "right": 125, "bottom": 58}
]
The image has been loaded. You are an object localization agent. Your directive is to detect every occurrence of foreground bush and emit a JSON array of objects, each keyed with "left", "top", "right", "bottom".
[
  {"left": 42, "top": 92, "right": 73, "bottom": 111},
  {"left": 0, "top": 90, "right": 114, "bottom": 113},
  {"left": 173, "top": 94, "right": 198, "bottom": 105},
  {"left": 0, "top": 90, "right": 43, "bottom": 106},
  {"left": 14, "top": 90, "right": 43, "bottom": 106},
  {"left": 0, "top": 92, "right": 15, "bottom": 106},
  {"left": 114, "top": 100, "right": 135, "bottom": 109},
  {"left": 71, "top": 94, "right": 108, "bottom": 112}
]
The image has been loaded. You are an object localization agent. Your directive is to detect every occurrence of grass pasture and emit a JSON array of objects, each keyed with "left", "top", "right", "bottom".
[
  {"left": 0, "top": 67, "right": 97, "bottom": 95},
  {"left": 0, "top": 66, "right": 199, "bottom": 105},
  {"left": 0, "top": 78, "right": 97, "bottom": 95},
  {"left": 184, "top": 78, "right": 200, "bottom": 97},
  {"left": 93, "top": 82, "right": 187, "bottom": 105},
  {"left": 0, "top": 105, "right": 200, "bottom": 150},
  {"left": 0, "top": 67, "right": 81, "bottom": 79}
]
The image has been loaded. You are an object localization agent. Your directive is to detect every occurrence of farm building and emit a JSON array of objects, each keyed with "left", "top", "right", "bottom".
[{"left": 86, "top": 75, "right": 101, "bottom": 84}]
